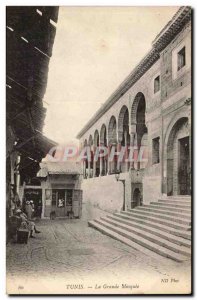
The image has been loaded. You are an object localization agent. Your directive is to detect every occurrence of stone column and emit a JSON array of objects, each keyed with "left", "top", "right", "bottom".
[
  {"left": 124, "top": 131, "right": 129, "bottom": 172},
  {"left": 99, "top": 157, "right": 103, "bottom": 176},
  {"left": 104, "top": 158, "right": 107, "bottom": 175},
  {"left": 107, "top": 144, "right": 111, "bottom": 174},
  {"left": 93, "top": 157, "right": 96, "bottom": 177},
  {"left": 130, "top": 132, "right": 135, "bottom": 169},
  {"left": 99, "top": 144, "right": 103, "bottom": 176},
  {"left": 116, "top": 142, "right": 121, "bottom": 172},
  {"left": 83, "top": 161, "right": 86, "bottom": 178},
  {"left": 88, "top": 160, "right": 91, "bottom": 178},
  {"left": 93, "top": 145, "right": 97, "bottom": 177}
]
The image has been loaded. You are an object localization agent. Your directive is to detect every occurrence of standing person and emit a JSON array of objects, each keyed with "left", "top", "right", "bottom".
[
  {"left": 30, "top": 200, "right": 35, "bottom": 218},
  {"left": 25, "top": 201, "right": 33, "bottom": 220}
]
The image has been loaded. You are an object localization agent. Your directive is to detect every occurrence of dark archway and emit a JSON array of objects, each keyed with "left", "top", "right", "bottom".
[
  {"left": 131, "top": 92, "right": 147, "bottom": 169},
  {"left": 166, "top": 117, "right": 190, "bottom": 196},
  {"left": 118, "top": 105, "right": 130, "bottom": 172},
  {"left": 94, "top": 130, "right": 100, "bottom": 177},
  {"left": 88, "top": 135, "right": 93, "bottom": 178},
  {"left": 100, "top": 124, "right": 108, "bottom": 176},
  {"left": 83, "top": 139, "right": 88, "bottom": 178},
  {"left": 108, "top": 116, "right": 117, "bottom": 174},
  {"left": 133, "top": 188, "right": 142, "bottom": 208}
]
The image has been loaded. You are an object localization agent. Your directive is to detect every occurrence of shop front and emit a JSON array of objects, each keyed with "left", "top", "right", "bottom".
[
  {"left": 38, "top": 161, "right": 83, "bottom": 219},
  {"left": 44, "top": 188, "right": 82, "bottom": 218}
]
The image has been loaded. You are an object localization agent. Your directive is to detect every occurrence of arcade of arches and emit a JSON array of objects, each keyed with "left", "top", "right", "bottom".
[
  {"left": 81, "top": 93, "right": 191, "bottom": 202},
  {"left": 82, "top": 92, "right": 148, "bottom": 179}
]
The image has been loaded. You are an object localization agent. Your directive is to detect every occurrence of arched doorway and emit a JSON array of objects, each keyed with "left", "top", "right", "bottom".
[
  {"left": 88, "top": 135, "right": 93, "bottom": 178},
  {"left": 166, "top": 117, "right": 190, "bottom": 196},
  {"left": 133, "top": 188, "right": 142, "bottom": 208},
  {"left": 83, "top": 139, "right": 88, "bottom": 178},
  {"left": 118, "top": 105, "right": 130, "bottom": 172},
  {"left": 108, "top": 116, "right": 117, "bottom": 174},
  {"left": 94, "top": 130, "right": 100, "bottom": 177},
  {"left": 131, "top": 92, "right": 148, "bottom": 169},
  {"left": 100, "top": 124, "right": 108, "bottom": 176}
]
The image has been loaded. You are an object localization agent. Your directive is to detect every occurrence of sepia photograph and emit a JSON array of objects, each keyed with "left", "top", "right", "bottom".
[{"left": 6, "top": 5, "right": 192, "bottom": 295}]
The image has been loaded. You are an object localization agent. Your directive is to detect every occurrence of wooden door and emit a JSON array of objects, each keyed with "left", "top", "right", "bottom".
[
  {"left": 178, "top": 136, "right": 190, "bottom": 195},
  {"left": 52, "top": 189, "right": 66, "bottom": 217}
]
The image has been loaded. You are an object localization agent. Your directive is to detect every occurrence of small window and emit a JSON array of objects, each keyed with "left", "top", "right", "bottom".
[
  {"left": 152, "top": 137, "right": 160, "bottom": 164},
  {"left": 177, "top": 46, "right": 186, "bottom": 71},
  {"left": 154, "top": 75, "right": 160, "bottom": 94}
]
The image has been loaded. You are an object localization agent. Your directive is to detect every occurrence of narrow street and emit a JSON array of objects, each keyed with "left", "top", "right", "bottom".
[{"left": 7, "top": 202, "right": 191, "bottom": 294}]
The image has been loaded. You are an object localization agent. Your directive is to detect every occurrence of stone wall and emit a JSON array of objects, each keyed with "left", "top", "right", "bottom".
[
  {"left": 78, "top": 17, "right": 191, "bottom": 208},
  {"left": 160, "top": 21, "right": 191, "bottom": 103},
  {"left": 82, "top": 174, "right": 131, "bottom": 213}
]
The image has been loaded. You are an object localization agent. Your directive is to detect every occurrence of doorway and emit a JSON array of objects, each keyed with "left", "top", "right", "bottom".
[
  {"left": 133, "top": 188, "right": 142, "bottom": 208},
  {"left": 52, "top": 189, "right": 66, "bottom": 217},
  {"left": 178, "top": 136, "right": 190, "bottom": 195},
  {"left": 166, "top": 117, "right": 190, "bottom": 196},
  {"left": 24, "top": 188, "right": 42, "bottom": 218}
]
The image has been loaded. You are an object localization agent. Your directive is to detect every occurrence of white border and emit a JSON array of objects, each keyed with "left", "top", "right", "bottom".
[{"left": 1, "top": 2, "right": 196, "bottom": 299}]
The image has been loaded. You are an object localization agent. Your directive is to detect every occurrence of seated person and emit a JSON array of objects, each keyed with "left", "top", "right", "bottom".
[{"left": 15, "top": 209, "right": 41, "bottom": 238}]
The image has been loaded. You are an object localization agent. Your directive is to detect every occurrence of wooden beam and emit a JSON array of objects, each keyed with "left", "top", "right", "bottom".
[
  {"left": 14, "top": 132, "right": 40, "bottom": 150},
  {"left": 27, "top": 107, "right": 36, "bottom": 147}
]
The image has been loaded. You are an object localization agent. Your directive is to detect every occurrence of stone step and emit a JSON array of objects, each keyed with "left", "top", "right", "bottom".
[
  {"left": 121, "top": 211, "right": 190, "bottom": 231},
  {"left": 100, "top": 217, "right": 191, "bottom": 257},
  {"left": 88, "top": 220, "right": 189, "bottom": 262},
  {"left": 127, "top": 208, "right": 191, "bottom": 226},
  {"left": 135, "top": 206, "right": 191, "bottom": 220},
  {"left": 114, "top": 212, "right": 191, "bottom": 240},
  {"left": 158, "top": 199, "right": 191, "bottom": 206},
  {"left": 106, "top": 214, "right": 191, "bottom": 248},
  {"left": 150, "top": 201, "right": 191, "bottom": 210},
  {"left": 149, "top": 203, "right": 191, "bottom": 214},
  {"left": 88, "top": 221, "right": 170, "bottom": 261},
  {"left": 160, "top": 196, "right": 191, "bottom": 201}
]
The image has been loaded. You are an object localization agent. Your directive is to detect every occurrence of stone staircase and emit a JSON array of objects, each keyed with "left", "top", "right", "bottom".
[{"left": 88, "top": 196, "right": 191, "bottom": 262}]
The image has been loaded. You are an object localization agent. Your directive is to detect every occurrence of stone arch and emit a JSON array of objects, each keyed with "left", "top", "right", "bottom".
[
  {"left": 165, "top": 117, "right": 190, "bottom": 195},
  {"left": 100, "top": 124, "right": 108, "bottom": 176},
  {"left": 94, "top": 130, "right": 99, "bottom": 147},
  {"left": 118, "top": 105, "right": 129, "bottom": 144},
  {"left": 93, "top": 130, "right": 100, "bottom": 177},
  {"left": 83, "top": 139, "right": 88, "bottom": 178},
  {"left": 164, "top": 110, "right": 191, "bottom": 158},
  {"left": 88, "top": 135, "right": 94, "bottom": 177},
  {"left": 88, "top": 134, "right": 93, "bottom": 148},
  {"left": 84, "top": 139, "right": 88, "bottom": 146},
  {"left": 100, "top": 124, "right": 107, "bottom": 146},
  {"left": 108, "top": 116, "right": 118, "bottom": 174},
  {"left": 131, "top": 92, "right": 146, "bottom": 125},
  {"left": 108, "top": 116, "right": 117, "bottom": 145},
  {"left": 117, "top": 105, "right": 130, "bottom": 173},
  {"left": 130, "top": 92, "right": 147, "bottom": 169}
]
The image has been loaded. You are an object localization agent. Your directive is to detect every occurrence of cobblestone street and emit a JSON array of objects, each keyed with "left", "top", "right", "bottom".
[{"left": 7, "top": 203, "right": 191, "bottom": 294}]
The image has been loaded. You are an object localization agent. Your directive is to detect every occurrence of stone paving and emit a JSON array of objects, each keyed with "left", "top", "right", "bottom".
[{"left": 6, "top": 203, "right": 191, "bottom": 294}]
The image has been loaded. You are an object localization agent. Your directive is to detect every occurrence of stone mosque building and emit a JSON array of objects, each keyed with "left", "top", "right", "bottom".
[{"left": 76, "top": 6, "right": 191, "bottom": 260}]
